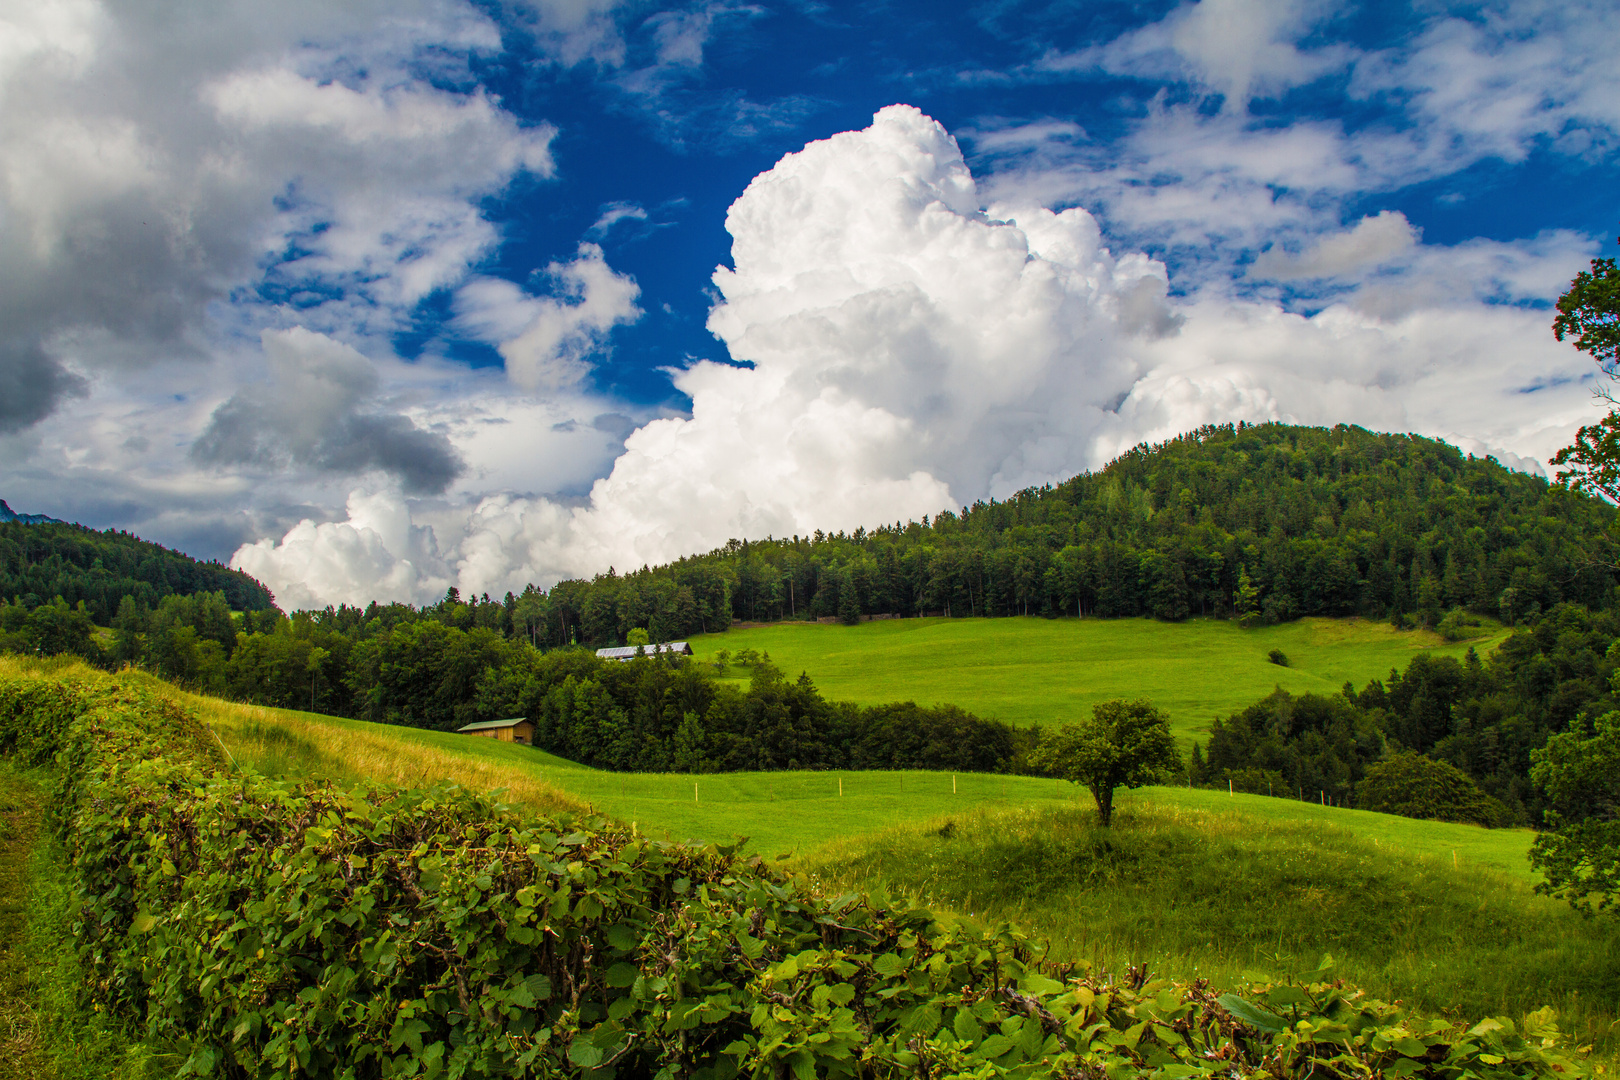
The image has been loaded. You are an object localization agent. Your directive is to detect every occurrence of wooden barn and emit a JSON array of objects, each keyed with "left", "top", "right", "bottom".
[
  {"left": 455, "top": 717, "right": 535, "bottom": 745},
  {"left": 595, "top": 641, "right": 693, "bottom": 662}
]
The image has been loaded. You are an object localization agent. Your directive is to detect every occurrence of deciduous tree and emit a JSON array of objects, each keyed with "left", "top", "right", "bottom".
[
  {"left": 1529, "top": 710, "right": 1620, "bottom": 916},
  {"left": 1551, "top": 236, "right": 1620, "bottom": 501},
  {"left": 1029, "top": 698, "right": 1180, "bottom": 826}
]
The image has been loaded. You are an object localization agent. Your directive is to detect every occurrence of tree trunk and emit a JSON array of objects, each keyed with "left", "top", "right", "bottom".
[{"left": 1091, "top": 784, "right": 1115, "bottom": 827}]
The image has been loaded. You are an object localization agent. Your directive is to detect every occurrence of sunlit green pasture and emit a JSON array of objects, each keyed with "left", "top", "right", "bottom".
[
  {"left": 688, "top": 615, "right": 1507, "bottom": 744},
  {"left": 77, "top": 665, "right": 1620, "bottom": 1060},
  {"left": 179, "top": 674, "right": 1535, "bottom": 875},
  {"left": 193, "top": 690, "right": 1614, "bottom": 1053},
  {"left": 795, "top": 802, "right": 1618, "bottom": 1056}
]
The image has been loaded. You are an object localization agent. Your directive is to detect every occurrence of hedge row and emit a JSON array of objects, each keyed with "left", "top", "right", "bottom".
[{"left": 0, "top": 666, "right": 1595, "bottom": 1078}]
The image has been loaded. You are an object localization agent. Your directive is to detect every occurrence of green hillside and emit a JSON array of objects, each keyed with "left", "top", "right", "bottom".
[
  {"left": 178, "top": 677, "right": 1618, "bottom": 1054},
  {"left": 688, "top": 615, "right": 1506, "bottom": 744},
  {"left": 8, "top": 659, "right": 1604, "bottom": 1076},
  {"left": 797, "top": 803, "right": 1617, "bottom": 1054},
  {"left": 186, "top": 679, "right": 1532, "bottom": 876},
  {"left": 511, "top": 423, "right": 1616, "bottom": 649}
]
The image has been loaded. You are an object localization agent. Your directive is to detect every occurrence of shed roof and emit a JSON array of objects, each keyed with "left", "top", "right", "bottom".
[
  {"left": 456, "top": 717, "right": 530, "bottom": 733},
  {"left": 595, "top": 641, "right": 692, "bottom": 660}
]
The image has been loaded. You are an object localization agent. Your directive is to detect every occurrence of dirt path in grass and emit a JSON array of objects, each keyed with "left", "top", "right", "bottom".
[{"left": 0, "top": 769, "right": 47, "bottom": 1077}]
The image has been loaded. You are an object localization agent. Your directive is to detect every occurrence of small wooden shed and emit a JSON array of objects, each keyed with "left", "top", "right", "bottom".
[{"left": 456, "top": 717, "right": 535, "bottom": 745}]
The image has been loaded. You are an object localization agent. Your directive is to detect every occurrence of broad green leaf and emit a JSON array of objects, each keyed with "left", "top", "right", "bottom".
[
  {"left": 954, "top": 1007, "right": 983, "bottom": 1043},
  {"left": 568, "top": 1041, "right": 603, "bottom": 1069},
  {"left": 1217, "top": 995, "right": 1285, "bottom": 1033}
]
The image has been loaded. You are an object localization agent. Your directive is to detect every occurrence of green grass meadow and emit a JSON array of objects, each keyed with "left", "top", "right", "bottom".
[
  {"left": 73, "top": 622, "right": 1618, "bottom": 1062},
  {"left": 795, "top": 802, "right": 1619, "bottom": 1054},
  {"left": 199, "top": 701, "right": 1620, "bottom": 1053},
  {"left": 198, "top": 692, "right": 1536, "bottom": 874},
  {"left": 687, "top": 615, "right": 1506, "bottom": 743}
]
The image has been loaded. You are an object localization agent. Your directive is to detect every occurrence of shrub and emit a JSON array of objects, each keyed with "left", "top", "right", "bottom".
[
  {"left": 1437, "top": 609, "right": 1481, "bottom": 641},
  {"left": 1357, "top": 752, "right": 1512, "bottom": 827},
  {"left": 1267, "top": 648, "right": 1289, "bottom": 666}
]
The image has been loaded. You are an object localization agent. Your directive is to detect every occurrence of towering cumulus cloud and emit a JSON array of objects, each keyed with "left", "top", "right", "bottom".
[
  {"left": 502, "top": 105, "right": 1176, "bottom": 566},
  {"left": 234, "top": 104, "right": 1593, "bottom": 607}
]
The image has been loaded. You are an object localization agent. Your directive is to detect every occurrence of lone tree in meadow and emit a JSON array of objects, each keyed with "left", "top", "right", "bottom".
[{"left": 1030, "top": 699, "right": 1180, "bottom": 827}]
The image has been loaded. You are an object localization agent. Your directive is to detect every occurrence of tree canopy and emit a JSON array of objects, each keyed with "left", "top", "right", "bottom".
[
  {"left": 1028, "top": 699, "right": 1179, "bottom": 826},
  {"left": 6, "top": 424, "right": 1615, "bottom": 650},
  {"left": 1191, "top": 603, "right": 1620, "bottom": 825},
  {"left": 1551, "top": 236, "right": 1620, "bottom": 503},
  {"left": 0, "top": 520, "right": 275, "bottom": 620},
  {"left": 1356, "top": 752, "right": 1510, "bottom": 827},
  {"left": 1529, "top": 710, "right": 1620, "bottom": 916}
]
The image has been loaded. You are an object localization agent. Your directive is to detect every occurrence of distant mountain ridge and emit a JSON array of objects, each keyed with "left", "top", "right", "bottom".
[{"left": 0, "top": 499, "right": 64, "bottom": 525}]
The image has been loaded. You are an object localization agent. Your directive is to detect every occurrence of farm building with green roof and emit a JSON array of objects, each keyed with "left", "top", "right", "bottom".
[{"left": 455, "top": 717, "right": 534, "bottom": 745}]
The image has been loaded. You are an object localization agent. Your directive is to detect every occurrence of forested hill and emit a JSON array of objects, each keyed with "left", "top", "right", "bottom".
[
  {"left": 522, "top": 422, "right": 1616, "bottom": 647},
  {"left": 6, "top": 422, "right": 1613, "bottom": 653},
  {"left": 0, "top": 519, "right": 277, "bottom": 621}
]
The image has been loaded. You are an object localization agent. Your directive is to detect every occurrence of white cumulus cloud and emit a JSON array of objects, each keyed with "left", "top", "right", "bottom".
[
  {"left": 233, "top": 104, "right": 1599, "bottom": 609},
  {"left": 457, "top": 244, "right": 642, "bottom": 393},
  {"left": 231, "top": 489, "right": 451, "bottom": 611}
]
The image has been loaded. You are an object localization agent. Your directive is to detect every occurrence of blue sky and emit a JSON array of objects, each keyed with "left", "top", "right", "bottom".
[{"left": 0, "top": 0, "right": 1615, "bottom": 608}]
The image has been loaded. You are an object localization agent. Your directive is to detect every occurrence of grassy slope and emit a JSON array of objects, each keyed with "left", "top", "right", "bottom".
[
  {"left": 17, "top": 661, "right": 1611, "bottom": 1058},
  {"left": 0, "top": 755, "right": 169, "bottom": 1077},
  {"left": 688, "top": 616, "right": 1507, "bottom": 743},
  {"left": 795, "top": 803, "right": 1619, "bottom": 1055},
  {"left": 176, "top": 675, "right": 1537, "bottom": 878},
  {"left": 192, "top": 692, "right": 1612, "bottom": 1054},
  {"left": 0, "top": 764, "right": 46, "bottom": 1076}
]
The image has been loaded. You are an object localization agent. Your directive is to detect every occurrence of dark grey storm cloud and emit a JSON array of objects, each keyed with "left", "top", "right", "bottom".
[
  {"left": 308, "top": 414, "right": 464, "bottom": 495},
  {"left": 0, "top": 341, "right": 89, "bottom": 433},
  {"left": 190, "top": 327, "right": 464, "bottom": 495},
  {"left": 194, "top": 399, "right": 465, "bottom": 495}
]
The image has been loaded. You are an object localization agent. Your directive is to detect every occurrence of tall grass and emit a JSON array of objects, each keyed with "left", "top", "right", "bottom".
[
  {"left": 795, "top": 802, "right": 1620, "bottom": 1057},
  {"left": 158, "top": 679, "right": 589, "bottom": 817}
]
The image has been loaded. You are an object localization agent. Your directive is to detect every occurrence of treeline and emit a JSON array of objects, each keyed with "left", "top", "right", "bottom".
[
  {"left": 1191, "top": 603, "right": 1619, "bottom": 824},
  {"left": 511, "top": 423, "right": 1617, "bottom": 647},
  {"left": 0, "top": 519, "right": 276, "bottom": 622},
  {"left": 477, "top": 649, "right": 1032, "bottom": 773},
  {"left": 333, "top": 625, "right": 1033, "bottom": 774},
  {"left": 0, "top": 589, "right": 276, "bottom": 697},
  {"left": 46, "top": 588, "right": 1029, "bottom": 774}
]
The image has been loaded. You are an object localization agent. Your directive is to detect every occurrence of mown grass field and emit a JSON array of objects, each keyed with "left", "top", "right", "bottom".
[
  {"left": 688, "top": 616, "right": 1507, "bottom": 743},
  {"left": 185, "top": 678, "right": 1535, "bottom": 872}
]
